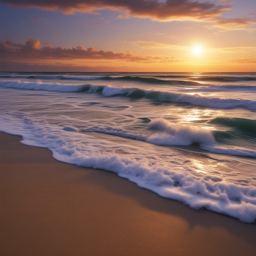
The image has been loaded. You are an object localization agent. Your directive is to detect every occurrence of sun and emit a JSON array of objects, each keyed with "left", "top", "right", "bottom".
[{"left": 193, "top": 46, "right": 203, "bottom": 56}]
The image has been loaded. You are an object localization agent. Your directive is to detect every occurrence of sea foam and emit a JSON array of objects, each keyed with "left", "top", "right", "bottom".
[
  {"left": 147, "top": 118, "right": 215, "bottom": 146},
  {"left": 1, "top": 114, "right": 256, "bottom": 223}
]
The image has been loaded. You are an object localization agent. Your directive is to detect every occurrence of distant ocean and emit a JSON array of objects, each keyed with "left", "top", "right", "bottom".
[{"left": 1, "top": 72, "right": 256, "bottom": 222}]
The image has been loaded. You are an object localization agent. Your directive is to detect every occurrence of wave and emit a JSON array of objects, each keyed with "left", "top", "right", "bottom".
[
  {"left": 1, "top": 81, "right": 256, "bottom": 110},
  {"left": 82, "top": 118, "right": 256, "bottom": 158},
  {"left": 0, "top": 73, "right": 201, "bottom": 85},
  {"left": 210, "top": 117, "right": 256, "bottom": 136},
  {"left": 154, "top": 74, "right": 256, "bottom": 83},
  {"left": 202, "top": 145, "right": 256, "bottom": 158},
  {"left": 0, "top": 81, "right": 89, "bottom": 92},
  {"left": 147, "top": 119, "right": 256, "bottom": 158},
  {"left": 84, "top": 126, "right": 147, "bottom": 141},
  {"left": 0, "top": 74, "right": 60, "bottom": 79},
  {"left": 100, "top": 75, "right": 199, "bottom": 85},
  {"left": 0, "top": 74, "right": 100, "bottom": 81},
  {"left": 147, "top": 118, "right": 215, "bottom": 146},
  {"left": 191, "top": 76, "right": 256, "bottom": 82},
  {"left": 155, "top": 75, "right": 189, "bottom": 78},
  {"left": 1, "top": 73, "right": 256, "bottom": 85},
  {"left": 185, "top": 85, "right": 256, "bottom": 92},
  {"left": 1, "top": 115, "right": 256, "bottom": 223},
  {"left": 60, "top": 75, "right": 100, "bottom": 80},
  {"left": 84, "top": 119, "right": 215, "bottom": 148}
]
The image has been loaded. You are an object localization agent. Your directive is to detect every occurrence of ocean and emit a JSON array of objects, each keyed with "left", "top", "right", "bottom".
[{"left": 1, "top": 72, "right": 256, "bottom": 223}]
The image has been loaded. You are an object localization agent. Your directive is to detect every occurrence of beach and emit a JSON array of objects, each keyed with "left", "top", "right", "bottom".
[
  {"left": 1, "top": 131, "right": 256, "bottom": 256},
  {"left": 1, "top": 0, "right": 256, "bottom": 254}
]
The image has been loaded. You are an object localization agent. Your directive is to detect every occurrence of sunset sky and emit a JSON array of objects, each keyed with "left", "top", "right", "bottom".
[{"left": 0, "top": 0, "right": 256, "bottom": 72}]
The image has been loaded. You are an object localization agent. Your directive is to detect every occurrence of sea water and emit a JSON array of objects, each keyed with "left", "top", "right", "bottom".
[{"left": 1, "top": 72, "right": 256, "bottom": 222}]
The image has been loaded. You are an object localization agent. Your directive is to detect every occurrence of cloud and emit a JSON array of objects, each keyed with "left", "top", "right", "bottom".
[
  {"left": 131, "top": 41, "right": 188, "bottom": 50},
  {"left": 213, "top": 17, "right": 256, "bottom": 30},
  {"left": 2, "top": 0, "right": 255, "bottom": 30},
  {"left": 0, "top": 38, "right": 179, "bottom": 63},
  {"left": 0, "top": 0, "right": 230, "bottom": 22},
  {"left": 0, "top": 61, "right": 132, "bottom": 72}
]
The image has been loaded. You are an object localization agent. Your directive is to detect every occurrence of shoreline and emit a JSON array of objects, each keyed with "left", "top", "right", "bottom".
[{"left": 1, "top": 131, "right": 256, "bottom": 255}]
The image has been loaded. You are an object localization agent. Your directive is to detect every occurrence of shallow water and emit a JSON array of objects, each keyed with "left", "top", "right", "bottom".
[{"left": 1, "top": 72, "right": 256, "bottom": 222}]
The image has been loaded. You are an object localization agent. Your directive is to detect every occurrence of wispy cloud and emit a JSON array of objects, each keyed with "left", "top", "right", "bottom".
[
  {"left": 212, "top": 17, "right": 256, "bottom": 30},
  {"left": 0, "top": 38, "right": 180, "bottom": 63},
  {"left": 131, "top": 41, "right": 188, "bottom": 50},
  {"left": 132, "top": 41, "right": 176, "bottom": 49}
]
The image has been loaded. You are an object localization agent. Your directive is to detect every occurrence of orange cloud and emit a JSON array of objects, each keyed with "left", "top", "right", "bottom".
[
  {"left": 2, "top": 0, "right": 255, "bottom": 30},
  {"left": 0, "top": 39, "right": 179, "bottom": 63},
  {"left": 213, "top": 17, "right": 256, "bottom": 30},
  {"left": 0, "top": 0, "right": 230, "bottom": 22}
]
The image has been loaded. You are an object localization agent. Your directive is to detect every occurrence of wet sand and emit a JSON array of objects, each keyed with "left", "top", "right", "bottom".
[{"left": 1, "top": 132, "right": 256, "bottom": 256}]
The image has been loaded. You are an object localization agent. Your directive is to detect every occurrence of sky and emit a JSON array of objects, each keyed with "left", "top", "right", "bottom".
[{"left": 0, "top": 0, "right": 256, "bottom": 72}]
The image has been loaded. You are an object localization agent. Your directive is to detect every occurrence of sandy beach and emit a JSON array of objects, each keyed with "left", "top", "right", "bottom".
[{"left": 1, "top": 131, "right": 256, "bottom": 256}]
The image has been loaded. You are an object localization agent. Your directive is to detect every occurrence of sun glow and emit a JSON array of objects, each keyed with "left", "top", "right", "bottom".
[{"left": 193, "top": 46, "right": 203, "bottom": 55}]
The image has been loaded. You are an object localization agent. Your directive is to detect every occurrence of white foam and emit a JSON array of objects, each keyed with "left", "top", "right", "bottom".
[
  {"left": 3, "top": 110, "right": 256, "bottom": 223},
  {"left": 202, "top": 145, "right": 256, "bottom": 158},
  {"left": 148, "top": 118, "right": 215, "bottom": 146},
  {"left": 1, "top": 114, "right": 256, "bottom": 223}
]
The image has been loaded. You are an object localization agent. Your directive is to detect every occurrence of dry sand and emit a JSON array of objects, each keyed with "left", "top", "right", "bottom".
[{"left": 1, "top": 132, "right": 256, "bottom": 256}]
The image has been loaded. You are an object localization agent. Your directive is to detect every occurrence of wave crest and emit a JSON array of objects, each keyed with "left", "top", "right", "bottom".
[
  {"left": 1, "top": 81, "right": 256, "bottom": 111},
  {"left": 210, "top": 117, "right": 256, "bottom": 136},
  {"left": 148, "top": 118, "right": 215, "bottom": 146}
]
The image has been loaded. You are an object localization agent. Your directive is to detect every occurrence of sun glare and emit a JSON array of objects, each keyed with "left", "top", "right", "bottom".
[{"left": 193, "top": 46, "right": 203, "bottom": 56}]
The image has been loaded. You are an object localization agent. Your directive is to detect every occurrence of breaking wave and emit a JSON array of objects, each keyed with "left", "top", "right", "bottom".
[
  {"left": 1, "top": 80, "right": 256, "bottom": 110},
  {"left": 83, "top": 118, "right": 256, "bottom": 158},
  {"left": 147, "top": 118, "right": 215, "bottom": 146},
  {"left": 210, "top": 117, "right": 256, "bottom": 137}
]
